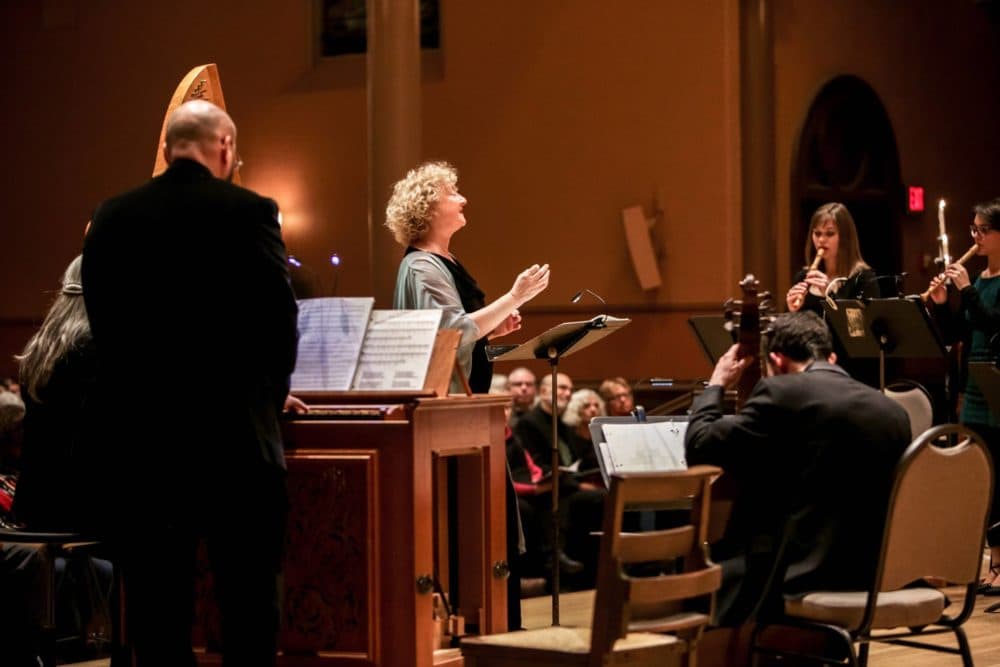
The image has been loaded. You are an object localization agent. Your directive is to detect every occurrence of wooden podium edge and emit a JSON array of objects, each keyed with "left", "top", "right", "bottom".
[{"left": 424, "top": 329, "right": 471, "bottom": 397}]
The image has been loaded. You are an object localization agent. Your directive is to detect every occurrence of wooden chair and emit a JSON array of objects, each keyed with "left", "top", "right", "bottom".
[
  {"left": 461, "top": 465, "right": 723, "bottom": 667},
  {"left": 0, "top": 526, "right": 111, "bottom": 666},
  {"left": 749, "top": 423, "right": 992, "bottom": 667}
]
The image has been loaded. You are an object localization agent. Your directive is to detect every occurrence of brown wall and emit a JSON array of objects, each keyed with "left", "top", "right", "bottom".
[
  {"left": 772, "top": 0, "right": 1000, "bottom": 298},
  {"left": 2, "top": 1, "right": 999, "bottom": 390}
]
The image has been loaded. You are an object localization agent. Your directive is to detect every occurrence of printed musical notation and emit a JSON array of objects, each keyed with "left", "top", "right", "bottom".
[
  {"left": 599, "top": 421, "right": 688, "bottom": 473},
  {"left": 290, "top": 298, "right": 443, "bottom": 392}
]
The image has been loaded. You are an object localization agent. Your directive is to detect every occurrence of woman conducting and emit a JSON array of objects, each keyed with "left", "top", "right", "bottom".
[
  {"left": 385, "top": 161, "right": 549, "bottom": 629},
  {"left": 927, "top": 198, "right": 1000, "bottom": 591},
  {"left": 786, "top": 202, "right": 880, "bottom": 314},
  {"left": 385, "top": 161, "right": 549, "bottom": 393}
]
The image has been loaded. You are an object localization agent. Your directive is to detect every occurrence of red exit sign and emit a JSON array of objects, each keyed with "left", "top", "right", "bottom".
[{"left": 908, "top": 186, "right": 925, "bottom": 213}]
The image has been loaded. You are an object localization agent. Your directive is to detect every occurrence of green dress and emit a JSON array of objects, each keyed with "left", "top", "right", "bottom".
[{"left": 960, "top": 274, "right": 1000, "bottom": 427}]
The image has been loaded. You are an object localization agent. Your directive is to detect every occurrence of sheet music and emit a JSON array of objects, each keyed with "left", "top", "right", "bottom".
[
  {"left": 351, "top": 310, "right": 443, "bottom": 390},
  {"left": 601, "top": 421, "right": 688, "bottom": 472},
  {"left": 290, "top": 297, "right": 374, "bottom": 391}
]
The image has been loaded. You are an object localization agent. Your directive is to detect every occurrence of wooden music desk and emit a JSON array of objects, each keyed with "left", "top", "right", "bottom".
[{"left": 193, "top": 391, "right": 509, "bottom": 667}]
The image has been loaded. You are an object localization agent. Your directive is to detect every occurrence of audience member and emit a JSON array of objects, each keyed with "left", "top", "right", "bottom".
[
  {"left": 515, "top": 373, "right": 574, "bottom": 468},
  {"left": 82, "top": 100, "right": 298, "bottom": 666},
  {"left": 506, "top": 367, "right": 538, "bottom": 425},
  {"left": 684, "top": 312, "right": 910, "bottom": 626},
  {"left": 598, "top": 376, "right": 634, "bottom": 417},
  {"left": 513, "top": 373, "right": 605, "bottom": 584},
  {"left": 0, "top": 377, "right": 20, "bottom": 397},
  {"left": 489, "top": 372, "right": 508, "bottom": 395},
  {"left": 561, "top": 388, "right": 605, "bottom": 478}
]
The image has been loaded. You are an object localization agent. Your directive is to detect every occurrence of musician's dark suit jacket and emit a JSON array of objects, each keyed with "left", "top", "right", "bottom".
[
  {"left": 82, "top": 158, "right": 298, "bottom": 663},
  {"left": 685, "top": 362, "right": 910, "bottom": 626},
  {"left": 83, "top": 158, "right": 297, "bottom": 496}
]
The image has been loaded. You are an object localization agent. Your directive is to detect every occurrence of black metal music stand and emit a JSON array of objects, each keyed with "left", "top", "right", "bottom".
[
  {"left": 487, "top": 314, "right": 629, "bottom": 625},
  {"left": 688, "top": 315, "right": 734, "bottom": 365},
  {"left": 823, "top": 298, "right": 946, "bottom": 390}
]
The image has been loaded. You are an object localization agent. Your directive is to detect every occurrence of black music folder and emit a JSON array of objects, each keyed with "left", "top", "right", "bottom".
[
  {"left": 823, "top": 298, "right": 946, "bottom": 361},
  {"left": 688, "top": 315, "right": 733, "bottom": 365}
]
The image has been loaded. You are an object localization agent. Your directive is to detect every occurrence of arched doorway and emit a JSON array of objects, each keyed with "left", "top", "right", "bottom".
[{"left": 791, "top": 75, "right": 904, "bottom": 289}]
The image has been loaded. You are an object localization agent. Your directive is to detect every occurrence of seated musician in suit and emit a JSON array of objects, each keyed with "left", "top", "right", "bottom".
[{"left": 684, "top": 312, "right": 911, "bottom": 626}]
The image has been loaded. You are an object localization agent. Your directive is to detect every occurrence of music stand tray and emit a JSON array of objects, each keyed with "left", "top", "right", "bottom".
[{"left": 688, "top": 315, "right": 733, "bottom": 365}]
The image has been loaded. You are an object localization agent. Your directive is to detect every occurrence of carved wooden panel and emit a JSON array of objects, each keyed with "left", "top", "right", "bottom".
[{"left": 281, "top": 451, "right": 376, "bottom": 656}]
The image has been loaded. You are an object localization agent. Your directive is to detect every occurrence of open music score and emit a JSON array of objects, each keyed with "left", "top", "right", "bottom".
[{"left": 290, "top": 297, "right": 442, "bottom": 391}]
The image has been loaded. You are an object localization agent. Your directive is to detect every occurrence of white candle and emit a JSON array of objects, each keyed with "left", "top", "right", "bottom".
[{"left": 938, "top": 199, "right": 947, "bottom": 239}]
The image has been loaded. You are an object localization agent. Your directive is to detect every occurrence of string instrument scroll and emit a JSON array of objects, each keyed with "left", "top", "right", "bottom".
[{"left": 724, "top": 274, "right": 774, "bottom": 408}]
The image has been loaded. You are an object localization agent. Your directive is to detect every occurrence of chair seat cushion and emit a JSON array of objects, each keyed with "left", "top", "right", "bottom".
[
  {"left": 785, "top": 588, "right": 946, "bottom": 629},
  {"left": 461, "top": 626, "right": 679, "bottom": 663}
]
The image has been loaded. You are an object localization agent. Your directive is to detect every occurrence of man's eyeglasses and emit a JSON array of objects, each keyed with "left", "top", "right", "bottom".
[{"left": 970, "top": 224, "right": 993, "bottom": 237}]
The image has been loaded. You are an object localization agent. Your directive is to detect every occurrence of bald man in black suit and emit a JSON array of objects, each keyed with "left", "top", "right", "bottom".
[
  {"left": 685, "top": 312, "right": 910, "bottom": 627},
  {"left": 83, "top": 100, "right": 297, "bottom": 666}
]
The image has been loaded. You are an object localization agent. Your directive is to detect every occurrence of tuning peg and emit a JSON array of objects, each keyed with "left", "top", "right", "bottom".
[
  {"left": 759, "top": 298, "right": 773, "bottom": 312},
  {"left": 759, "top": 291, "right": 772, "bottom": 300}
]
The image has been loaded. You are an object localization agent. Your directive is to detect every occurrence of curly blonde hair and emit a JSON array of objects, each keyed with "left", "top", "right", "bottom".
[{"left": 384, "top": 161, "right": 458, "bottom": 246}]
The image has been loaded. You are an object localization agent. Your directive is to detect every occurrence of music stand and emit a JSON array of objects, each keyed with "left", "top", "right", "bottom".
[
  {"left": 487, "top": 314, "right": 629, "bottom": 625},
  {"left": 688, "top": 315, "right": 734, "bottom": 365},
  {"left": 823, "top": 298, "right": 946, "bottom": 390}
]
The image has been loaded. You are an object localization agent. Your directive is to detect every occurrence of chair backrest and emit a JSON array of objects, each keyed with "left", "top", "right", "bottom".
[
  {"left": 589, "top": 466, "right": 722, "bottom": 662},
  {"left": 870, "top": 424, "right": 992, "bottom": 617},
  {"left": 884, "top": 380, "right": 934, "bottom": 441}
]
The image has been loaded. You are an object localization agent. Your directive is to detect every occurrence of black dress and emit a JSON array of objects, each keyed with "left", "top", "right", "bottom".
[{"left": 14, "top": 338, "right": 98, "bottom": 532}]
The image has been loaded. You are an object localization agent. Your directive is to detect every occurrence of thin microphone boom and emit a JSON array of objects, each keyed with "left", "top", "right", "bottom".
[{"left": 570, "top": 288, "right": 606, "bottom": 305}]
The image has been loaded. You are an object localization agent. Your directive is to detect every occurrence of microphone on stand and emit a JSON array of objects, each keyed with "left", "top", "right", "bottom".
[
  {"left": 570, "top": 288, "right": 606, "bottom": 305},
  {"left": 571, "top": 288, "right": 608, "bottom": 328}
]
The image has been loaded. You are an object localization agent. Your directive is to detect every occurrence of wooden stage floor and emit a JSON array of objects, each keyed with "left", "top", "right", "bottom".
[
  {"left": 522, "top": 588, "right": 1000, "bottom": 666},
  {"left": 68, "top": 586, "right": 1000, "bottom": 666}
]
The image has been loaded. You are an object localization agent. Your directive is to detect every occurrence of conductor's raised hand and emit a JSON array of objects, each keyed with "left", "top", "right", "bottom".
[
  {"left": 510, "top": 263, "right": 550, "bottom": 305},
  {"left": 709, "top": 343, "right": 754, "bottom": 389}
]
